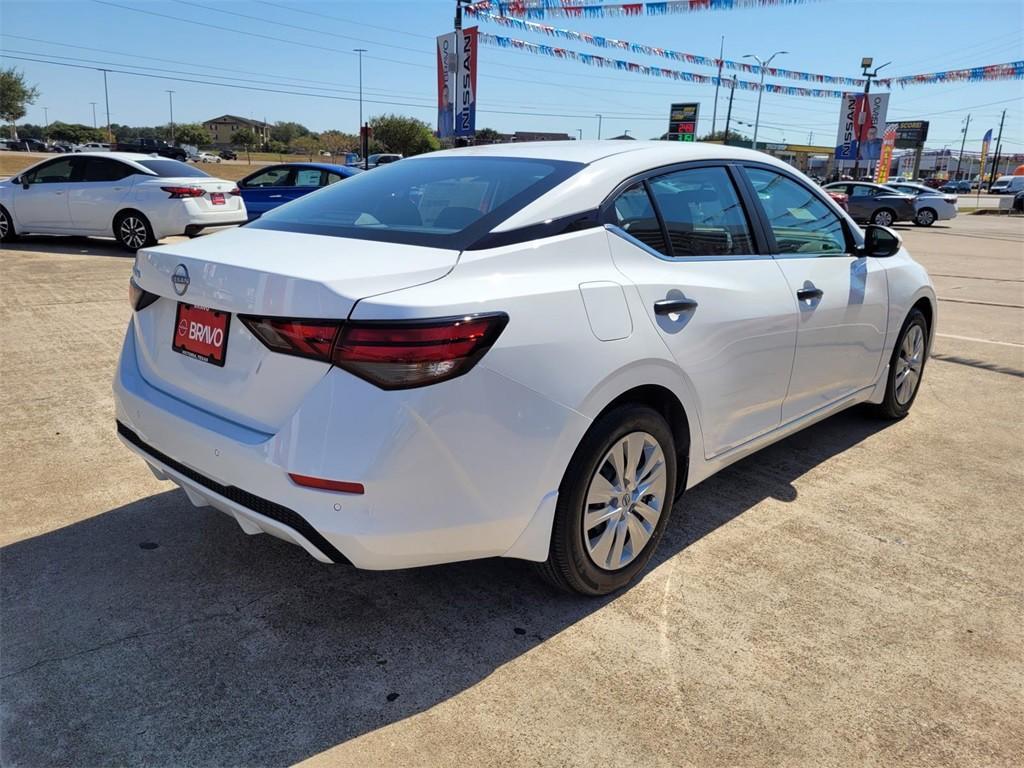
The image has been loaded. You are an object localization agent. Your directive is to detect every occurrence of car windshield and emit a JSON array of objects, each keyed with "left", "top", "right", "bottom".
[
  {"left": 248, "top": 156, "right": 584, "bottom": 248},
  {"left": 137, "top": 159, "right": 210, "bottom": 178}
]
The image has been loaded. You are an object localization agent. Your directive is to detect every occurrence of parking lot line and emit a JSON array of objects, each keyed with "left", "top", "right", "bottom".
[{"left": 936, "top": 333, "right": 1024, "bottom": 348}]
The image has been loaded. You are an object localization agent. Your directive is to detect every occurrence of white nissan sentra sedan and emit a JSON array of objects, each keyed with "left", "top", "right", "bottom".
[
  {"left": 0, "top": 153, "right": 246, "bottom": 250},
  {"left": 114, "top": 141, "right": 935, "bottom": 595}
]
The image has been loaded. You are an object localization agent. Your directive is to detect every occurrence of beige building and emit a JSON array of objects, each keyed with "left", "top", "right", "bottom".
[{"left": 202, "top": 115, "right": 270, "bottom": 147}]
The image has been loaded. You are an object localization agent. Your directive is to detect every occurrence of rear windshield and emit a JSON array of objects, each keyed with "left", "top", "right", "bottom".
[
  {"left": 137, "top": 159, "right": 210, "bottom": 178},
  {"left": 248, "top": 156, "right": 584, "bottom": 248}
]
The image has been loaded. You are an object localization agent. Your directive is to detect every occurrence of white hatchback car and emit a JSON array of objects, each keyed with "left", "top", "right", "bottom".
[
  {"left": 114, "top": 141, "right": 935, "bottom": 595},
  {"left": 0, "top": 153, "right": 246, "bottom": 250},
  {"left": 884, "top": 182, "right": 958, "bottom": 226}
]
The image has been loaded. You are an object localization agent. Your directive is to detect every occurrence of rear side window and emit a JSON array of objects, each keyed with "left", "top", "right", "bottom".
[
  {"left": 612, "top": 183, "right": 666, "bottom": 253},
  {"left": 249, "top": 156, "right": 584, "bottom": 249},
  {"left": 648, "top": 167, "right": 754, "bottom": 257},
  {"left": 745, "top": 167, "right": 847, "bottom": 255},
  {"left": 136, "top": 159, "right": 210, "bottom": 178},
  {"left": 82, "top": 158, "right": 134, "bottom": 182},
  {"left": 294, "top": 169, "right": 322, "bottom": 187}
]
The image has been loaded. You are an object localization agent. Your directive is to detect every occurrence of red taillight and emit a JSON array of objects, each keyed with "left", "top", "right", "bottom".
[
  {"left": 288, "top": 473, "right": 364, "bottom": 494},
  {"left": 228, "top": 187, "right": 240, "bottom": 196},
  {"left": 161, "top": 186, "right": 205, "bottom": 199},
  {"left": 240, "top": 313, "right": 508, "bottom": 389}
]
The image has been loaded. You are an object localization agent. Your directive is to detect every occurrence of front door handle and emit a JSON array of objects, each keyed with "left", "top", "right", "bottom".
[
  {"left": 654, "top": 297, "right": 698, "bottom": 315},
  {"left": 268, "top": 194, "right": 283, "bottom": 199},
  {"left": 797, "top": 288, "right": 824, "bottom": 301}
]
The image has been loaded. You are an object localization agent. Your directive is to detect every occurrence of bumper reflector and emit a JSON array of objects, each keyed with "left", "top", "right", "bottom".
[{"left": 289, "top": 473, "right": 365, "bottom": 495}]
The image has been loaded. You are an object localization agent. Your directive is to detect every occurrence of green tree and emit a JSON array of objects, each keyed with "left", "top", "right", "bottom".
[
  {"left": 697, "top": 129, "right": 751, "bottom": 144},
  {"left": 0, "top": 67, "right": 40, "bottom": 139},
  {"left": 232, "top": 127, "right": 259, "bottom": 163},
  {"left": 270, "top": 121, "right": 309, "bottom": 144},
  {"left": 290, "top": 134, "right": 321, "bottom": 160},
  {"left": 46, "top": 121, "right": 106, "bottom": 144},
  {"left": 319, "top": 130, "right": 358, "bottom": 157},
  {"left": 368, "top": 114, "right": 440, "bottom": 157},
  {"left": 174, "top": 123, "right": 212, "bottom": 147},
  {"left": 475, "top": 127, "right": 502, "bottom": 144}
]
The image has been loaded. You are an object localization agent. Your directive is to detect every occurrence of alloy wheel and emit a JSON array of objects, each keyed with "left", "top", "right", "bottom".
[
  {"left": 119, "top": 216, "right": 148, "bottom": 249},
  {"left": 874, "top": 210, "right": 894, "bottom": 226},
  {"left": 582, "top": 431, "right": 667, "bottom": 571},
  {"left": 894, "top": 324, "right": 925, "bottom": 405},
  {"left": 0, "top": 210, "right": 8, "bottom": 240},
  {"left": 916, "top": 209, "right": 935, "bottom": 226}
]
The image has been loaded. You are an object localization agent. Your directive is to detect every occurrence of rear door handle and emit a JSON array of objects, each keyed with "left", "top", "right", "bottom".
[
  {"left": 797, "top": 288, "right": 823, "bottom": 301},
  {"left": 654, "top": 297, "right": 698, "bottom": 315}
]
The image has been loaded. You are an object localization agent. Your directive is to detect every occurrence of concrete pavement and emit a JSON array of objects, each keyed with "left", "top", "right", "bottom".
[{"left": 1, "top": 216, "right": 1022, "bottom": 767}]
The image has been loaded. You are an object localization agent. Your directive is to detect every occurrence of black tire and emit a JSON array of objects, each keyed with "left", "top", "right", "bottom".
[
  {"left": 114, "top": 211, "right": 157, "bottom": 251},
  {"left": 0, "top": 205, "right": 18, "bottom": 242},
  {"left": 914, "top": 208, "right": 937, "bottom": 227},
  {"left": 872, "top": 308, "right": 929, "bottom": 420},
  {"left": 536, "top": 405, "right": 677, "bottom": 596},
  {"left": 871, "top": 208, "right": 896, "bottom": 226}
]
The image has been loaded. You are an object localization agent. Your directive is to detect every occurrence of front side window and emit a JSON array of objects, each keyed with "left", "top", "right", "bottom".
[
  {"left": 746, "top": 167, "right": 847, "bottom": 255},
  {"left": 647, "top": 166, "right": 754, "bottom": 257},
  {"left": 249, "top": 156, "right": 583, "bottom": 249},
  {"left": 23, "top": 158, "right": 77, "bottom": 184},
  {"left": 612, "top": 183, "right": 666, "bottom": 253}
]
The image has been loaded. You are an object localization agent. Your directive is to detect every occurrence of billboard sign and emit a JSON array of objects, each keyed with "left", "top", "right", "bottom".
[
  {"left": 668, "top": 103, "right": 699, "bottom": 142},
  {"left": 892, "top": 120, "right": 929, "bottom": 148},
  {"left": 835, "top": 92, "right": 890, "bottom": 161},
  {"left": 436, "top": 31, "right": 456, "bottom": 139},
  {"left": 454, "top": 26, "right": 478, "bottom": 137}
]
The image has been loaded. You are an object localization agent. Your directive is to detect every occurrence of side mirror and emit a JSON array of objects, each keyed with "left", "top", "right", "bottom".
[{"left": 860, "top": 224, "right": 902, "bottom": 258}]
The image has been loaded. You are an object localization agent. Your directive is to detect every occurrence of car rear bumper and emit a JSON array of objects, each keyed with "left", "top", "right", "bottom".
[
  {"left": 112, "top": 319, "right": 588, "bottom": 570},
  {"left": 184, "top": 219, "right": 248, "bottom": 237}
]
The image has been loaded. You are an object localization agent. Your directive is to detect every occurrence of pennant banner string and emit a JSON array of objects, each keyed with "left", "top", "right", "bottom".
[
  {"left": 468, "top": 7, "right": 866, "bottom": 86},
  {"left": 467, "top": 1, "right": 817, "bottom": 19},
  {"left": 479, "top": 33, "right": 1024, "bottom": 96}
]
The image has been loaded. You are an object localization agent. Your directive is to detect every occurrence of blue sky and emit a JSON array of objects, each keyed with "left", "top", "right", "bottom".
[{"left": 1, "top": 0, "right": 1021, "bottom": 153}]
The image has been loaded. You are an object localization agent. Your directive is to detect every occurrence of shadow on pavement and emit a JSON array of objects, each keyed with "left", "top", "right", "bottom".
[
  {"left": 0, "top": 410, "right": 890, "bottom": 766},
  {"left": 2, "top": 235, "right": 132, "bottom": 258}
]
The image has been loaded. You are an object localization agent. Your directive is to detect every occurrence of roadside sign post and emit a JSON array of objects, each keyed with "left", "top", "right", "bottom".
[{"left": 667, "top": 103, "right": 700, "bottom": 143}]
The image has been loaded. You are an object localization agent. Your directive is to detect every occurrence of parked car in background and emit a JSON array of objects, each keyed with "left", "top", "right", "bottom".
[
  {"left": 367, "top": 153, "right": 402, "bottom": 168},
  {"left": 75, "top": 142, "right": 112, "bottom": 152},
  {"left": 0, "top": 153, "right": 246, "bottom": 250},
  {"left": 190, "top": 152, "right": 222, "bottom": 164},
  {"left": 218, "top": 149, "right": 237, "bottom": 160},
  {"left": 1, "top": 139, "right": 30, "bottom": 151},
  {"left": 1013, "top": 189, "right": 1024, "bottom": 213},
  {"left": 112, "top": 138, "right": 187, "bottom": 161},
  {"left": 113, "top": 141, "right": 935, "bottom": 595},
  {"left": 939, "top": 180, "right": 970, "bottom": 193},
  {"left": 989, "top": 175, "right": 1024, "bottom": 195},
  {"left": 884, "top": 182, "right": 958, "bottom": 226},
  {"left": 823, "top": 182, "right": 916, "bottom": 226},
  {"left": 236, "top": 162, "right": 358, "bottom": 220},
  {"left": 825, "top": 190, "right": 849, "bottom": 211}
]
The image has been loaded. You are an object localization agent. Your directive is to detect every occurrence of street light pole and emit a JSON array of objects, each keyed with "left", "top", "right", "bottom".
[
  {"left": 101, "top": 69, "right": 112, "bottom": 143},
  {"left": 955, "top": 113, "right": 970, "bottom": 180},
  {"left": 596, "top": 113, "right": 603, "bottom": 140},
  {"left": 711, "top": 35, "right": 724, "bottom": 137},
  {"left": 743, "top": 50, "right": 787, "bottom": 151},
  {"left": 166, "top": 90, "right": 175, "bottom": 145},
  {"left": 577, "top": 128, "right": 583, "bottom": 140},
  {"left": 90, "top": 102, "right": 97, "bottom": 129},
  {"left": 850, "top": 57, "right": 890, "bottom": 181},
  {"left": 354, "top": 48, "right": 367, "bottom": 169},
  {"left": 43, "top": 107, "right": 49, "bottom": 139}
]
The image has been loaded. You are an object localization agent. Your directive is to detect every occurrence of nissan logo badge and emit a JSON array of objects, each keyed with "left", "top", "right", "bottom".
[{"left": 172, "top": 264, "right": 190, "bottom": 296}]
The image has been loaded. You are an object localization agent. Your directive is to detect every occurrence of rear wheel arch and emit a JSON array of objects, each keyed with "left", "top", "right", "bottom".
[{"left": 113, "top": 208, "right": 157, "bottom": 250}]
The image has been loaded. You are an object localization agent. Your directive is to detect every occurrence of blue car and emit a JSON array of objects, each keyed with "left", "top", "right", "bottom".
[{"left": 238, "top": 162, "right": 359, "bottom": 220}]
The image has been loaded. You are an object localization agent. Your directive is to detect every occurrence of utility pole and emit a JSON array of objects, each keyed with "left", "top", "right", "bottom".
[
  {"left": 711, "top": 35, "right": 724, "bottom": 137},
  {"left": 166, "top": 90, "right": 175, "bottom": 145},
  {"left": 851, "top": 57, "right": 890, "bottom": 181},
  {"left": 723, "top": 76, "right": 737, "bottom": 144},
  {"left": 576, "top": 128, "right": 583, "bottom": 140},
  {"left": 988, "top": 109, "right": 1006, "bottom": 187},
  {"left": 354, "top": 48, "right": 367, "bottom": 169},
  {"left": 43, "top": 107, "right": 49, "bottom": 139},
  {"left": 743, "top": 50, "right": 787, "bottom": 151},
  {"left": 101, "top": 69, "right": 112, "bottom": 143},
  {"left": 955, "top": 113, "right": 970, "bottom": 180},
  {"left": 596, "top": 113, "right": 603, "bottom": 140},
  {"left": 90, "top": 102, "right": 97, "bottom": 128}
]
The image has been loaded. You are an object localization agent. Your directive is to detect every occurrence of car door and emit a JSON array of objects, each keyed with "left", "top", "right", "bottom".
[
  {"left": 67, "top": 157, "right": 136, "bottom": 232},
  {"left": 238, "top": 165, "right": 295, "bottom": 219},
  {"left": 846, "top": 184, "right": 880, "bottom": 221},
  {"left": 742, "top": 166, "right": 888, "bottom": 423},
  {"left": 604, "top": 164, "right": 797, "bottom": 458},
  {"left": 289, "top": 167, "right": 325, "bottom": 203},
  {"left": 11, "top": 156, "right": 79, "bottom": 230}
]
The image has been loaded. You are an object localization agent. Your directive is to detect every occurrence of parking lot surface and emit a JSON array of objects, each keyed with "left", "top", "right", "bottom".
[{"left": 2, "top": 216, "right": 1022, "bottom": 766}]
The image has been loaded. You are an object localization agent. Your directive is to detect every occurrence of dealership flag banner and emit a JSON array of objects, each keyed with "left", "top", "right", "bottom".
[
  {"left": 874, "top": 124, "right": 898, "bottom": 184},
  {"left": 979, "top": 128, "right": 993, "bottom": 179},
  {"left": 454, "top": 26, "right": 479, "bottom": 137},
  {"left": 436, "top": 31, "right": 457, "bottom": 138},
  {"left": 835, "top": 92, "right": 890, "bottom": 161}
]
